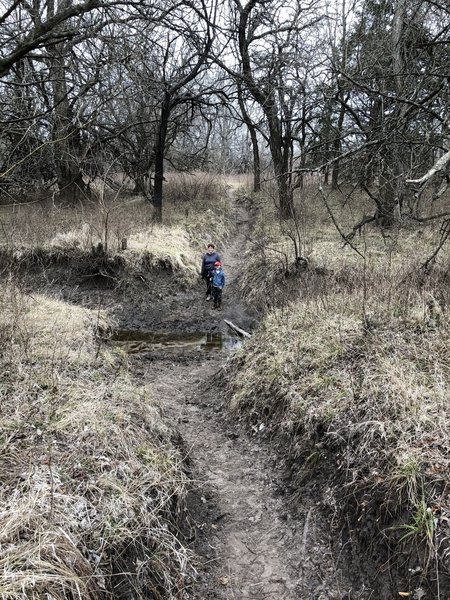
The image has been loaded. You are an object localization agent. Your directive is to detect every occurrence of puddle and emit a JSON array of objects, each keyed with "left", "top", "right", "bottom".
[{"left": 111, "top": 330, "right": 243, "bottom": 353}]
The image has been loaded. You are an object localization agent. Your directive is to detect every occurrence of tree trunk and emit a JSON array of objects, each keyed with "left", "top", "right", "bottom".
[
  {"left": 237, "top": 83, "right": 261, "bottom": 192},
  {"left": 331, "top": 100, "right": 346, "bottom": 190},
  {"left": 238, "top": 4, "right": 293, "bottom": 219},
  {"left": 365, "top": 97, "right": 382, "bottom": 187},
  {"left": 375, "top": 0, "right": 406, "bottom": 226},
  {"left": 249, "top": 123, "right": 261, "bottom": 193},
  {"left": 276, "top": 167, "right": 294, "bottom": 219},
  {"left": 267, "top": 111, "right": 294, "bottom": 218},
  {"left": 47, "top": 0, "right": 87, "bottom": 202},
  {"left": 152, "top": 91, "right": 171, "bottom": 223},
  {"left": 377, "top": 154, "right": 398, "bottom": 227}
]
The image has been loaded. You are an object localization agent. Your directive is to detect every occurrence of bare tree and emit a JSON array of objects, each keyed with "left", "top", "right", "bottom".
[
  {"left": 323, "top": 0, "right": 450, "bottom": 227},
  {"left": 0, "top": 0, "right": 103, "bottom": 78},
  {"left": 213, "top": 0, "right": 325, "bottom": 218},
  {"left": 0, "top": 0, "right": 219, "bottom": 208},
  {"left": 137, "top": 0, "right": 215, "bottom": 221}
]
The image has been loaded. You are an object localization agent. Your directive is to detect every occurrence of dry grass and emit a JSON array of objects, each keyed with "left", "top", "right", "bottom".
[
  {"left": 241, "top": 183, "right": 450, "bottom": 312},
  {"left": 227, "top": 292, "right": 450, "bottom": 587},
  {"left": 0, "top": 175, "right": 229, "bottom": 597},
  {"left": 0, "top": 284, "right": 192, "bottom": 599},
  {"left": 227, "top": 184, "right": 450, "bottom": 593},
  {"left": 0, "top": 173, "right": 233, "bottom": 279}
]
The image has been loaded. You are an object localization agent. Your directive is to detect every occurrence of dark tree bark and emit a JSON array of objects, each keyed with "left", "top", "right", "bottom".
[
  {"left": 152, "top": 91, "right": 171, "bottom": 222},
  {"left": 249, "top": 121, "right": 261, "bottom": 193},
  {"left": 331, "top": 99, "right": 346, "bottom": 190},
  {"left": 237, "top": 83, "right": 261, "bottom": 192},
  {"left": 46, "top": 0, "right": 88, "bottom": 202}
]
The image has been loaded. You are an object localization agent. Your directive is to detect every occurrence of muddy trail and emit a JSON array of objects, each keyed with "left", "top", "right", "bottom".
[
  {"left": 11, "top": 188, "right": 371, "bottom": 599},
  {"left": 108, "top": 194, "right": 370, "bottom": 600}
]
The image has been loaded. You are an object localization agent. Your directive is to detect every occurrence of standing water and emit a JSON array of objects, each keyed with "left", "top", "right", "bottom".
[{"left": 110, "top": 330, "right": 242, "bottom": 353}]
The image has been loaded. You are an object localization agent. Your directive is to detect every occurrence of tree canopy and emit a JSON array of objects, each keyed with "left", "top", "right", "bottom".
[{"left": 0, "top": 0, "right": 448, "bottom": 223}]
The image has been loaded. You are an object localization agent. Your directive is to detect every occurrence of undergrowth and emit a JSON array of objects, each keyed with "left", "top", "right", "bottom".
[
  {"left": 0, "top": 172, "right": 231, "bottom": 281},
  {"left": 228, "top": 186, "right": 450, "bottom": 596},
  {"left": 241, "top": 183, "right": 449, "bottom": 313},
  {"left": 0, "top": 284, "right": 192, "bottom": 599}
]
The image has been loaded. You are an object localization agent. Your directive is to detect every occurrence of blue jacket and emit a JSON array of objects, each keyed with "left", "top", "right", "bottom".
[
  {"left": 201, "top": 251, "right": 220, "bottom": 277},
  {"left": 211, "top": 267, "right": 225, "bottom": 288}
]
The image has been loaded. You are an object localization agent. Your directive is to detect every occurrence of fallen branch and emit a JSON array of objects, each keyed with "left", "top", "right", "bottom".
[{"left": 224, "top": 319, "right": 251, "bottom": 338}]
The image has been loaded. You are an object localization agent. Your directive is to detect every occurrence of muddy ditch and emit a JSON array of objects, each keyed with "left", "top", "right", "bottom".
[
  {"left": 111, "top": 329, "right": 243, "bottom": 354},
  {"left": 0, "top": 194, "right": 387, "bottom": 599}
]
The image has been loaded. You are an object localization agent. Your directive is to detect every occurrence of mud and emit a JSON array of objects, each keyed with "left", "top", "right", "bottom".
[
  {"left": 106, "top": 197, "right": 373, "bottom": 599},
  {"left": 14, "top": 193, "right": 375, "bottom": 598}
]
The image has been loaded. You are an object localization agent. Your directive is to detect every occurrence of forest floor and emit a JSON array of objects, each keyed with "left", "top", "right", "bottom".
[
  {"left": 16, "top": 191, "right": 373, "bottom": 599},
  {"left": 101, "top": 195, "right": 371, "bottom": 600}
]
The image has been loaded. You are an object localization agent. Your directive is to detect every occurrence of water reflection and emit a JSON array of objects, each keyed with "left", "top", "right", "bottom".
[{"left": 111, "top": 330, "right": 242, "bottom": 353}]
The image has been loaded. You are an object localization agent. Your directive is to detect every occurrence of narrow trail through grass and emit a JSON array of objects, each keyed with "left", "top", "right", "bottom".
[
  {"left": 4, "top": 181, "right": 447, "bottom": 598},
  {"left": 124, "top": 192, "right": 362, "bottom": 599}
]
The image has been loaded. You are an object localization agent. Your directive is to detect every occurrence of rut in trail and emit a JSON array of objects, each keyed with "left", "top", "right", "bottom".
[{"left": 126, "top": 194, "right": 368, "bottom": 600}]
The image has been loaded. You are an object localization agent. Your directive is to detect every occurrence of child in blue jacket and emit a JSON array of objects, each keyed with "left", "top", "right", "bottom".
[{"left": 210, "top": 261, "right": 225, "bottom": 310}]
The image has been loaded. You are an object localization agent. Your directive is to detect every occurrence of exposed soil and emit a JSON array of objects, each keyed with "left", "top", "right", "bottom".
[
  {"left": 13, "top": 192, "right": 375, "bottom": 598},
  {"left": 106, "top": 196, "right": 373, "bottom": 600}
]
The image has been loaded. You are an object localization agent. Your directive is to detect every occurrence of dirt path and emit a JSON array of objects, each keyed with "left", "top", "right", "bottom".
[{"left": 121, "top": 192, "right": 368, "bottom": 599}]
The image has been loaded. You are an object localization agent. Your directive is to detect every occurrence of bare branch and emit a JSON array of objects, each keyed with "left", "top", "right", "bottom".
[
  {"left": 318, "top": 181, "right": 365, "bottom": 258},
  {"left": 406, "top": 149, "right": 450, "bottom": 186},
  {"left": 422, "top": 219, "right": 450, "bottom": 272}
]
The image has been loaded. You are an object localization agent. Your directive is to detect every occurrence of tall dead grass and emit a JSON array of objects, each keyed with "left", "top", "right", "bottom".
[
  {"left": 241, "top": 184, "right": 449, "bottom": 313},
  {"left": 0, "top": 172, "right": 232, "bottom": 279},
  {"left": 228, "top": 186, "right": 450, "bottom": 594},
  {"left": 0, "top": 284, "right": 192, "bottom": 599},
  {"left": 227, "top": 290, "right": 449, "bottom": 592}
]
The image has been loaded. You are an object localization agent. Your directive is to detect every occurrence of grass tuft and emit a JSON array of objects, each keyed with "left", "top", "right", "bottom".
[
  {"left": 0, "top": 284, "right": 192, "bottom": 599},
  {"left": 228, "top": 185, "right": 450, "bottom": 592}
]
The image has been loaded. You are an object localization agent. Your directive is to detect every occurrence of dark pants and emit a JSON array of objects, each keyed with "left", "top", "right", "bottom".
[
  {"left": 204, "top": 273, "right": 213, "bottom": 297},
  {"left": 212, "top": 286, "right": 222, "bottom": 307}
]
